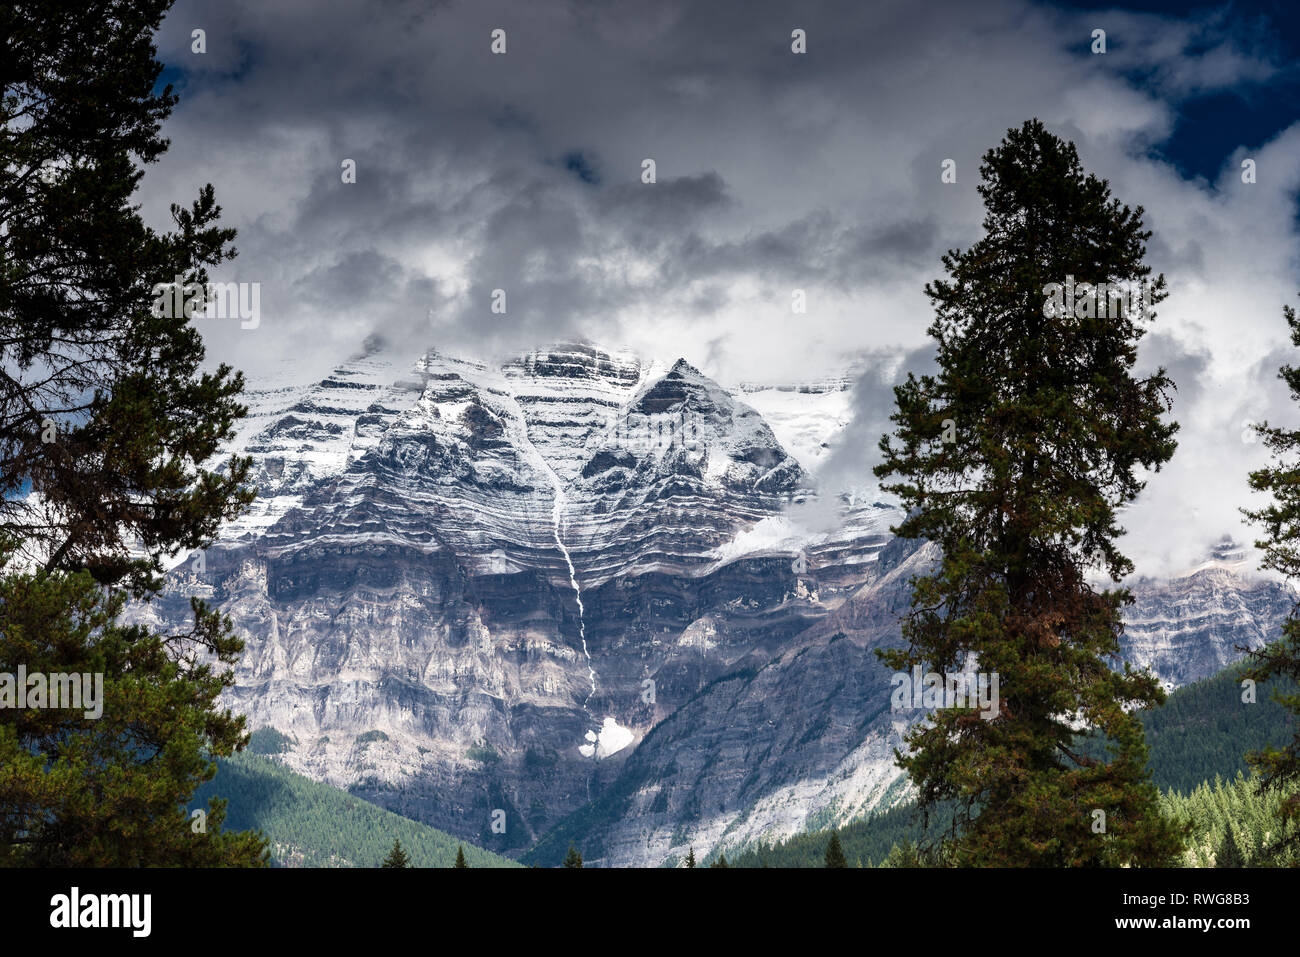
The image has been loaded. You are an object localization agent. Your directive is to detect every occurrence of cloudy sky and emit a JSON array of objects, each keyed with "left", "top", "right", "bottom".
[{"left": 138, "top": 0, "right": 1300, "bottom": 577}]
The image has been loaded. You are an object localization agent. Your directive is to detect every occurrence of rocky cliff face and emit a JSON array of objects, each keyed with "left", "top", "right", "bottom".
[
  {"left": 1123, "top": 546, "right": 1296, "bottom": 691},
  {"left": 535, "top": 537, "right": 1297, "bottom": 867},
  {"left": 134, "top": 341, "right": 887, "bottom": 852},
  {"left": 131, "top": 341, "right": 1296, "bottom": 865}
]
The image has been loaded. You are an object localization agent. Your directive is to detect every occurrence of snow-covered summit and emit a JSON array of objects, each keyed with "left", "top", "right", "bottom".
[{"left": 214, "top": 339, "right": 827, "bottom": 587}]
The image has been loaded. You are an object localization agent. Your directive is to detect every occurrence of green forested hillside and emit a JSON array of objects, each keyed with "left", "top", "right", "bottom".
[
  {"left": 1136, "top": 662, "right": 1294, "bottom": 794},
  {"left": 190, "top": 749, "right": 520, "bottom": 868},
  {"left": 729, "top": 800, "right": 956, "bottom": 868},
  {"left": 729, "top": 658, "right": 1297, "bottom": 867},
  {"left": 1167, "top": 772, "right": 1300, "bottom": 867}
]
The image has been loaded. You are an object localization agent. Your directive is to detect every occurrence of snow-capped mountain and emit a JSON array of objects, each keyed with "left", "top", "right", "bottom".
[{"left": 131, "top": 339, "right": 1296, "bottom": 866}]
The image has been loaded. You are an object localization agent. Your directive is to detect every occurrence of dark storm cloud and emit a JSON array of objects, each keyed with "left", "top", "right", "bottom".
[
  {"left": 148, "top": 0, "right": 1055, "bottom": 368},
  {"left": 1138, "top": 330, "right": 1212, "bottom": 414},
  {"left": 1233, "top": 331, "right": 1300, "bottom": 437},
  {"left": 598, "top": 172, "right": 731, "bottom": 233},
  {"left": 819, "top": 345, "right": 939, "bottom": 488},
  {"left": 1146, "top": 231, "right": 1206, "bottom": 277},
  {"left": 142, "top": 0, "right": 1289, "bottom": 380}
]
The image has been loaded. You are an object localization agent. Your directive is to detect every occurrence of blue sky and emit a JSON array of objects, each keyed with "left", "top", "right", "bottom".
[{"left": 1056, "top": 0, "right": 1299, "bottom": 183}]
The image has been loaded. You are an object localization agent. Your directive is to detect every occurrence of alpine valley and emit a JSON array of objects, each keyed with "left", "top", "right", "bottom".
[{"left": 128, "top": 339, "right": 1297, "bottom": 867}]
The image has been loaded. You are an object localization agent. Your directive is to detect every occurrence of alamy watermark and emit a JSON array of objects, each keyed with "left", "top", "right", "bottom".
[
  {"left": 1042, "top": 276, "right": 1156, "bottom": 321},
  {"left": 50, "top": 887, "right": 150, "bottom": 937},
  {"left": 586, "top": 412, "right": 702, "bottom": 454},
  {"left": 890, "top": 666, "right": 1000, "bottom": 720},
  {"left": 0, "top": 665, "right": 104, "bottom": 719},
  {"left": 150, "top": 275, "right": 260, "bottom": 329}
]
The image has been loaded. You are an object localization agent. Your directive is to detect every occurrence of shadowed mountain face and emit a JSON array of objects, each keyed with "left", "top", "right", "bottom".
[
  {"left": 523, "top": 537, "right": 1299, "bottom": 867},
  {"left": 130, "top": 342, "right": 1295, "bottom": 865}
]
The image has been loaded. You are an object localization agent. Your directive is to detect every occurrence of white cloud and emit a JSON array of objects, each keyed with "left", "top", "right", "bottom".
[{"left": 139, "top": 0, "right": 1299, "bottom": 576}]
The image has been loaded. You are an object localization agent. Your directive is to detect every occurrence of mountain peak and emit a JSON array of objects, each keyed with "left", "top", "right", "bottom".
[
  {"left": 1167, "top": 534, "right": 1255, "bottom": 580},
  {"left": 1209, "top": 535, "right": 1247, "bottom": 563},
  {"left": 631, "top": 358, "right": 725, "bottom": 416},
  {"left": 507, "top": 342, "right": 643, "bottom": 389}
]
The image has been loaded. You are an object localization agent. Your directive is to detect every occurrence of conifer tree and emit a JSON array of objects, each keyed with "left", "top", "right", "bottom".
[
  {"left": 709, "top": 853, "right": 729, "bottom": 868},
  {"left": 0, "top": 556, "right": 266, "bottom": 866},
  {"left": 563, "top": 843, "right": 583, "bottom": 868},
  {"left": 1216, "top": 826, "right": 1244, "bottom": 868},
  {"left": 685, "top": 847, "right": 696, "bottom": 868},
  {"left": 1242, "top": 298, "right": 1300, "bottom": 860},
  {"left": 882, "top": 839, "right": 940, "bottom": 868},
  {"left": 824, "top": 831, "right": 847, "bottom": 868},
  {"left": 382, "top": 839, "right": 410, "bottom": 868},
  {"left": 455, "top": 845, "right": 468, "bottom": 868},
  {"left": 0, "top": 0, "right": 262, "bottom": 868},
  {"left": 0, "top": 0, "right": 252, "bottom": 593},
  {"left": 875, "top": 119, "right": 1186, "bottom": 866}
]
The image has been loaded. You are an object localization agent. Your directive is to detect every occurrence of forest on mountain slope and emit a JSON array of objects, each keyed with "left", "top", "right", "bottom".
[
  {"left": 190, "top": 742, "right": 519, "bottom": 868},
  {"left": 728, "top": 658, "right": 1298, "bottom": 867}
]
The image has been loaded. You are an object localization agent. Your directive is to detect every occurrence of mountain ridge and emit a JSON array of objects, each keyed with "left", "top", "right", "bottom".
[{"left": 129, "top": 339, "right": 1296, "bottom": 865}]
